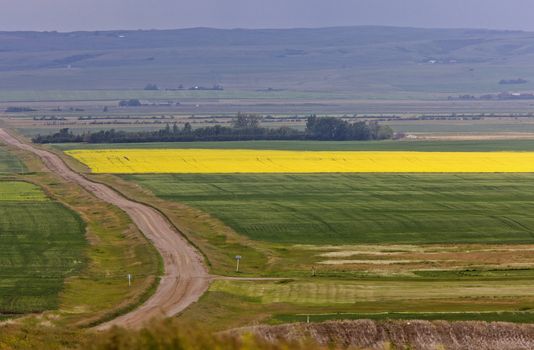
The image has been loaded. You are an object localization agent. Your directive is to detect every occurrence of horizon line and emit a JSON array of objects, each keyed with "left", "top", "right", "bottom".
[{"left": 0, "top": 24, "right": 527, "bottom": 34}]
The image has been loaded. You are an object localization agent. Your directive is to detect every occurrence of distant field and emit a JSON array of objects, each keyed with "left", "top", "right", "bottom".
[
  {"left": 0, "top": 181, "right": 85, "bottom": 314},
  {"left": 123, "top": 173, "right": 534, "bottom": 244},
  {"left": 18, "top": 125, "right": 166, "bottom": 137},
  {"left": 0, "top": 145, "right": 25, "bottom": 173},
  {"left": 56, "top": 139, "right": 534, "bottom": 152},
  {"left": 0, "top": 90, "right": 344, "bottom": 102},
  {"left": 390, "top": 122, "right": 534, "bottom": 134}
]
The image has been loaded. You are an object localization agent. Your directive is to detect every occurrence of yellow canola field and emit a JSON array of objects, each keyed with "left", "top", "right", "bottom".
[{"left": 66, "top": 149, "right": 534, "bottom": 174}]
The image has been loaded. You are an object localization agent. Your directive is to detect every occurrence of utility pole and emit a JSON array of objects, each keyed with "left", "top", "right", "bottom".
[{"left": 235, "top": 255, "right": 242, "bottom": 273}]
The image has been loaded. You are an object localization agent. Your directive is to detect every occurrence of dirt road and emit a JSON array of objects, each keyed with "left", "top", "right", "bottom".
[{"left": 0, "top": 129, "right": 210, "bottom": 330}]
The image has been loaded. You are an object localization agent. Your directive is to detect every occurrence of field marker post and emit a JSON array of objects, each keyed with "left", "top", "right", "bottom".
[
  {"left": 128, "top": 273, "right": 132, "bottom": 287},
  {"left": 235, "top": 255, "right": 242, "bottom": 273}
]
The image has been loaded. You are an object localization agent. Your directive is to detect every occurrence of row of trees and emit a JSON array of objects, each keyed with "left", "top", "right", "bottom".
[
  {"left": 33, "top": 114, "right": 394, "bottom": 144},
  {"left": 306, "top": 115, "right": 393, "bottom": 140}
]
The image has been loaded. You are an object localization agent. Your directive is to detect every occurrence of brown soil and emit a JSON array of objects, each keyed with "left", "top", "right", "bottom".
[{"left": 230, "top": 320, "right": 534, "bottom": 349}]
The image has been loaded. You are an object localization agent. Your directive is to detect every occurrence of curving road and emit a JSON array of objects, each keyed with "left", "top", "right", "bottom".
[{"left": 0, "top": 129, "right": 210, "bottom": 330}]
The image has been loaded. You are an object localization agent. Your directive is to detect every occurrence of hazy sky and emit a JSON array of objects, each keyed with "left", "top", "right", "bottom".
[{"left": 2, "top": 0, "right": 534, "bottom": 32}]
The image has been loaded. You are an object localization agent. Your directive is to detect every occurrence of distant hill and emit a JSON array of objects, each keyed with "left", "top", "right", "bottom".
[{"left": 1, "top": 26, "right": 534, "bottom": 95}]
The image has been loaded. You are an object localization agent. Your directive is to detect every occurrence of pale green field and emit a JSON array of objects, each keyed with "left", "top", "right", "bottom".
[
  {"left": 211, "top": 279, "right": 534, "bottom": 305},
  {"left": 0, "top": 181, "right": 48, "bottom": 201}
]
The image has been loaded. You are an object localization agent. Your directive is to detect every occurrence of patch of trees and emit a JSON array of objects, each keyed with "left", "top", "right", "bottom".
[
  {"left": 499, "top": 78, "right": 528, "bottom": 85},
  {"left": 34, "top": 128, "right": 83, "bottom": 143},
  {"left": 144, "top": 84, "right": 159, "bottom": 90},
  {"left": 33, "top": 116, "right": 66, "bottom": 121},
  {"left": 306, "top": 115, "right": 393, "bottom": 141},
  {"left": 5, "top": 107, "right": 36, "bottom": 113},
  {"left": 32, "top": 114, "right": 394, "bottom": 144},
  {"left": 450, "top": 92, "right": 534, "bottom": 101},
  {"left": 118, "top": 99, "right": 142, "bottom": 107},
  {"left": 189, "top": 84, "right": 224, "bottom": 91}
]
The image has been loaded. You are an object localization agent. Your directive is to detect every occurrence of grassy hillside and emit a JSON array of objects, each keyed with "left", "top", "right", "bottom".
[{"left": 1, "top": 26, "right": 534, "bottom": 95}]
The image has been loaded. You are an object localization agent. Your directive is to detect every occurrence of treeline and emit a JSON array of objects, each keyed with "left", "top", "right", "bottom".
[{"left": 33, "top": 114, "right": 394, "bottom": 144}]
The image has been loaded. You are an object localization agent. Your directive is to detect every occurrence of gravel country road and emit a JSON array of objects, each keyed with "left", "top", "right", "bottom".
[{"left": 0, "top": 129, "right": 211, "bottom": 330}]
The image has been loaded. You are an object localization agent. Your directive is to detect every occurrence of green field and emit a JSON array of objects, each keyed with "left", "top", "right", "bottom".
[
  {"left": 176, "top": 279, "right": 534, "bottom": 329},
  {"left": 0, "top": 181, "right": 86, "bottom": 314},
  {"left": 0, "top": 145, "right": 25, "bottom": 173},
  {"left": 272, "top": 311, "right": 534, "bottom": 324},
  {"left": 389, "top": 122, "right": 534, "bottom": 134},
  {"left": 211, "top": 279, "right": 534, "bottom": 305},
  {"left": 124, "top": 173, "right": 534, "bottom": 245},
  {"left": 58, "top": 139, "right": 534, "bottom": 152},
  {"left": 0, "top": 89, "right": 346, "bottom": 103}
]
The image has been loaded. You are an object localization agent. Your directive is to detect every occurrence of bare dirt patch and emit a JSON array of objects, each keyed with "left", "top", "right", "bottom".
[{"left": 229, "top": 320, "right": 534, "bottom": 349}]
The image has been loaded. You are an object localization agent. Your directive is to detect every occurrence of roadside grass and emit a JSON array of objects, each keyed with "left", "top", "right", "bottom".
[
  {"left": 55, "top": 139, "right": 534, "bottom": 152},
  {"left": 3, "top": 142, "right": 161, "bottom": 326},
  {"left": 123, "top": 173, "right": 534, "bottom": 245}
]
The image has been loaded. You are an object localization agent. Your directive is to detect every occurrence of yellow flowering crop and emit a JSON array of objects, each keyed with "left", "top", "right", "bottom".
[{"left": 66, "top": 149, "right": 534, "bottom": 174}]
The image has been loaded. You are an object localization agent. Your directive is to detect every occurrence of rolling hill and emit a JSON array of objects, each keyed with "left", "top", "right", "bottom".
[{"left": 1, "top": 26, "right": 534, "bottom": 95}]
